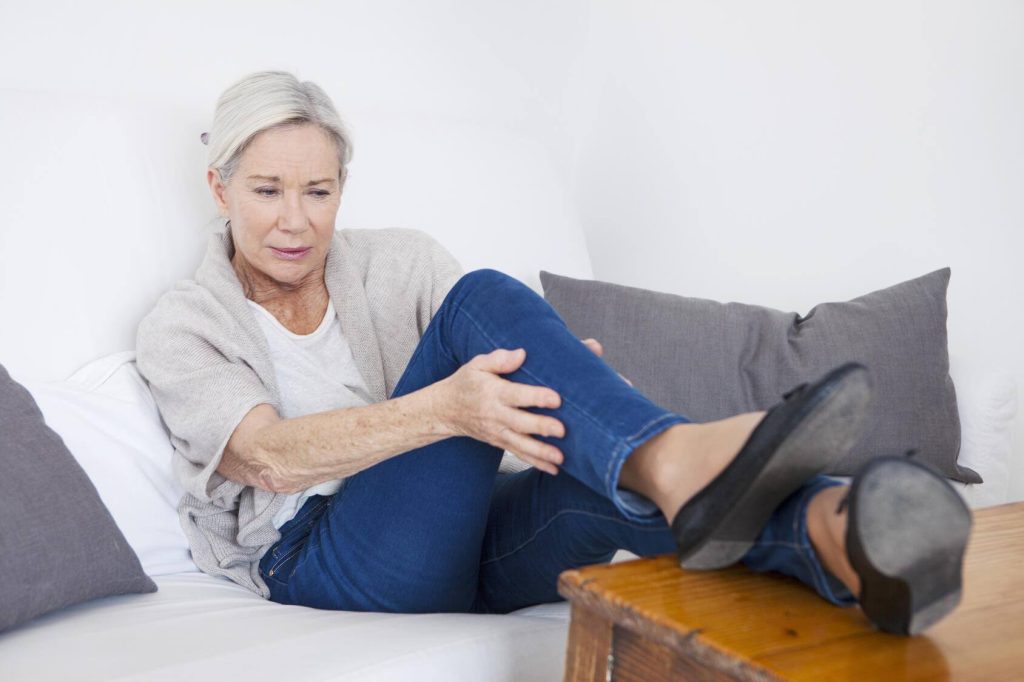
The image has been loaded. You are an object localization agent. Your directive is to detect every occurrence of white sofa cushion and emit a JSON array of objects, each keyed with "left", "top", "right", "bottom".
[
  {"left": 0, "top": 572, "right": 570, "bottom": 681},
  {"left": 18, "top": 353, "right": 197, "bottom": 577}
]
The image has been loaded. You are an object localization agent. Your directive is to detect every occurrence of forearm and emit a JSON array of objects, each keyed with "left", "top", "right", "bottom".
[{"left": 254, "top": 382, "right": 454, "bottom": 494}]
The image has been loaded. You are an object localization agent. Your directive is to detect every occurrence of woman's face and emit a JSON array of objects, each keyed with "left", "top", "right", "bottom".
[{"left": 208, "top": 123, "right": 342, "bottom": 293}]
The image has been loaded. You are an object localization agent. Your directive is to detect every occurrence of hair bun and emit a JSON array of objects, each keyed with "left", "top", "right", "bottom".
[{"left": 200, "top": 132, "right": 209, "bottom": 145}]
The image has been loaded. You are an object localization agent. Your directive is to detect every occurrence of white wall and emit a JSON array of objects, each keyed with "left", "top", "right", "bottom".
[
  {"left": 562, "top": 1, "right": 1024, "bottom": 500},
  {"left": 2, "top": 0, "right": 1020, "bottom": 498},
  {"left": 0, "top": 0, "right": 594, "bottom": 383},
  {"left": 0, "top": 0, "right": 594, "bottom": 292}
]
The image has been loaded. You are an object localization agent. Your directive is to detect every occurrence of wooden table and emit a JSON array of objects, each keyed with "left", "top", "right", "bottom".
[{"left": 558, "top": 502, "right": 1024, "bottom": 681}]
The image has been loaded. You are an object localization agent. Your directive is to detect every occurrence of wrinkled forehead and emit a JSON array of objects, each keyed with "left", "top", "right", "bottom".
[{"left": 237, "top": 123, "right": 341, "bottom": 181}]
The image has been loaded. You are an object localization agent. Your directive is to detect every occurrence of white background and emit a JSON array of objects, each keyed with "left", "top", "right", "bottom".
[{"left": 1, "top": 0, "right": 1021, "bottom": 499}]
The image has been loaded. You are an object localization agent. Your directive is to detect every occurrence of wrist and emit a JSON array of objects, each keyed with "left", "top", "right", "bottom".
[{"left": 422, "top": 379, "right": 458, "bottom": 438}]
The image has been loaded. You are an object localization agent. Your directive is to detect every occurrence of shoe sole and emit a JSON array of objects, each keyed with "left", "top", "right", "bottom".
[
  {"left": 678, "top": 364, "right": 872, "bottom": 570},
  {"left": 848, "top": 457, "right": 972, "bottom": 635}
]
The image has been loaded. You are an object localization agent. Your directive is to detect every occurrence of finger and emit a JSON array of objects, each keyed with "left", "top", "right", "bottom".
[
  {"left": 501, "top": 379, "right": 561, "bottom": 409},
  {"left": 500, "top": 428, "right": 564, "bottom": 468},
  {"left": 508, "top": 447, "right": 559, "bottom": 475},
  {"left": 518, "top": 453, "right": 559, "bottom": 476},
  {"left": 515, "top": 451, "right": 561, "bottom": 476},
  {"left": 472, "top": 347, "right": 526, "bottom": 375},
  {"left": 506, "top": 407, "right": 565, "bottom": 439},
  {"left": 582, "top": 338, "right": 604, "bottom": 356}
]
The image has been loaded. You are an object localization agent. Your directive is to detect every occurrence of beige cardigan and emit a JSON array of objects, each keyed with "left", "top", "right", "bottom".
[{"left": 135, "top": 223, "right": 463, "bottom": 597}]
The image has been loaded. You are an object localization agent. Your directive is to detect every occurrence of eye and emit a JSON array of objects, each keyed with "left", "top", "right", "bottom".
[
  {"left": 309, "top": 189, "right": 331, "bottom": 199},
  {"left": 255, "top": 187, "right": 279, "bottom": 197}
]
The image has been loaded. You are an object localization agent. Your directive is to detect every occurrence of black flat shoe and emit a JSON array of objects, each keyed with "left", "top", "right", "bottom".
[
  {"left": 672, "top": 362, "right": 873, "bottom": 570},
  {"left": 841, "top": 454, "right": 972, "bottom": 635}
]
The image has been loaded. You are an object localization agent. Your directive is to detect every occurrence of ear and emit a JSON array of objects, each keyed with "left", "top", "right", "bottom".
[{"left": 207, "top": 168, "right": 230, "bottom": 217}]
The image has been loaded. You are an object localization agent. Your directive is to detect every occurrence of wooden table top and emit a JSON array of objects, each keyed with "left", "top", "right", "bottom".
[{"left": 558, "top": 501, "right": 1024, "bottom": 681}]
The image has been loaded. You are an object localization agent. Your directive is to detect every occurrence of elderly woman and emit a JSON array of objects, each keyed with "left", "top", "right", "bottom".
[{"left": 136, "top": 71, "right": 970, "bottom": 636}]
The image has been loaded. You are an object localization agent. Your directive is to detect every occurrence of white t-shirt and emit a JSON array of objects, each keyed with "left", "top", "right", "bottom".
[{"left": 247, "top": 297, "right": 372, "bottom": 529}]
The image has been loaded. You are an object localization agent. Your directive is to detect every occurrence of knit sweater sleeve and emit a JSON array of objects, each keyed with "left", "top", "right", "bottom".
[{"left": 135, "top": 282, "right": 276, "bottom": 506}]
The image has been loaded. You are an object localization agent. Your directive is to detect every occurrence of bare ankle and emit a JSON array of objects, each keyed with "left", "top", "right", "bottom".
[
  {"left": 806, "top": 486, "right": 861, "bottom": 597},
  {"left": 618, "top": 424, "right": 694, "bottom": 506},
  {"left": 619, "top": 412, "right": 767, "bottom": 523}
]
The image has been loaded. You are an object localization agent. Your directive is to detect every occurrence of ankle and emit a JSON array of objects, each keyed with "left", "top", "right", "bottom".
[
  {"left": 806, "top": 486, "right": 861, "bottom": 597},
  {"left": 618, "top": 424, "right": 695, "bottom": 505},
  {"left": 619, "top": 412, "right": 766, "bottom": 523}
]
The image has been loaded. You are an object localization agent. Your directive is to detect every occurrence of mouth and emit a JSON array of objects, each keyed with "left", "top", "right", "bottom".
[{"left": 270, "top": 246, "right": 312, "bottom": 260}]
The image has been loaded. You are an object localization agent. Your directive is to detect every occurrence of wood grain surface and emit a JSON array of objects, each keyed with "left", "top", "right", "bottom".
[{"left": 558, "top": 501, "right": 1024, "bottom": 681}]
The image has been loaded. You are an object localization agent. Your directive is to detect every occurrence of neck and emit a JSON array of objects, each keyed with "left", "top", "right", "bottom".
[{"left": 231, "top": 251, "right": 328, "bottom": 313}]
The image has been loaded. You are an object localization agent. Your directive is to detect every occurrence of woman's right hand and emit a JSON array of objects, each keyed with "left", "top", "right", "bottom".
[{"left": 432, "top": 348, "right": 566, "bottom": 475}]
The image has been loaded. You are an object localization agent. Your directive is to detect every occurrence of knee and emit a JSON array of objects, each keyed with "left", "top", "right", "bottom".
[
  {"left": 449, "top": 268, "right": 524, "bottom": 305},
  {"left": 456, "top": 268, "right": 514, "bottom": 290}
]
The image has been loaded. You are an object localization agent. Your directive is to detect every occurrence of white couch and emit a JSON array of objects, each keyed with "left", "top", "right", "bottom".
[{"left": 0, "top": 88, "right": 1016, "bottom": 681}]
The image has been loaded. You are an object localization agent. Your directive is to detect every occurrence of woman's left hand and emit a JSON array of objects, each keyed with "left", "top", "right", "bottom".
[{"left": 580, "top": 338, "right": 633, "bottom": 387}]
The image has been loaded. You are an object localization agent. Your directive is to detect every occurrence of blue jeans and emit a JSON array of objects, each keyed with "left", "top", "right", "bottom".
[{"left": 258, "top": 269, "right": 857, "bottom": 614}]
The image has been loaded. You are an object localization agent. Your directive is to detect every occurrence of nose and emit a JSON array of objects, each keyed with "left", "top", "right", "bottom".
[{"left": 277, "top": 188, "right": 309, "bottom": 234}]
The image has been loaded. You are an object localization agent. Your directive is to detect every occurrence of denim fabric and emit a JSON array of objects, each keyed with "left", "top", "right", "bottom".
[{"left": 257, "top": 269, "right": 856, "bottom": 614}]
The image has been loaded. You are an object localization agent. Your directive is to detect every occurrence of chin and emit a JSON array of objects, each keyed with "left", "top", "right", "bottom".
[{"left": 267, "top": 259, "right": 319, "bottom": 284}]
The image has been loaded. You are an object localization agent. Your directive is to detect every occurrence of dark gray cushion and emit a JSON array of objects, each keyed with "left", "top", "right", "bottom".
[
  {"left": 540, "top": 268, "right": 979, "bottom": 483},
  {"left": 0, "top": 363, "right": 156, "bottom": 634}
]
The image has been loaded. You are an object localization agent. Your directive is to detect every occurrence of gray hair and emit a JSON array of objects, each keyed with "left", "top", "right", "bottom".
[{"left": 204, "top": 71, "right": 353, "bottom": 187}]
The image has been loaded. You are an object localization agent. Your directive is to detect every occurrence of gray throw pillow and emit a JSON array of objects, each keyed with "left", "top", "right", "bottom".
[
  {"left": 540, "top": 268, "right": 979, "bottom": 483},
  {"left": 0, "top": 363, "right": 156, "bottom": 634}
]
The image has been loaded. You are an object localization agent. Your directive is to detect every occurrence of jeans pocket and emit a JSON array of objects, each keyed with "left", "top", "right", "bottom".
[
  {"left": 266, "top": 541, "right": 305, "bottom": 580},
  {"left": 299, "top": 495, "right": 331, "bottom": 523},
  {"left": 265, "top": 497, "right": 330, "bottom": 581},
  {"left": 274, "top": 497, "right": 330, "bottom": 552}
]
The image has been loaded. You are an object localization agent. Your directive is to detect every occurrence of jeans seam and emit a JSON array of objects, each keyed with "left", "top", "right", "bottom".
[
  {"left": 290, "top": 496, "right": 337, "bottom": 580},
  {"left": 790, "top": 485, "right": 826, "bottom": 596},
  {"left": 268, "top": 497, "right": 330, "bottom": 568},
  {"left": 281, "top": 498, "right": 329, "bottom": 536},
  {"left": 479, "top": 508, "right": 668, "bottom": 566},
  {"left": 267, "top": 543, "right": 304, "bottom": 578},
  {"left": 457, "top": 297, "right": 686, "bottom": 501},
  {"left": 469, "top": 287, "right": 684, "bottom": 514}
]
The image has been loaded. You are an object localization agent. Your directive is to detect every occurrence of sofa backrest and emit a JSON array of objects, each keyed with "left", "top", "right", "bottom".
[{"left": 0, "top": 89, "right": 593, "bottom": 382}]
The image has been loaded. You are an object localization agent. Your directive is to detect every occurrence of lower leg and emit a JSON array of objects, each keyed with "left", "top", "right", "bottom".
[
  {"left": 474, "top": 468, "right": 680, "bottom": 614},
  {"left": 473, "top": 458, "right": 860, "bottom": 614},
  {"left": 431, "top": 269, "right": 696, "bottom": 514},
  {"left": 617, "top": 411, "right": 767, "bottom": 524},
  {"left": 617, "top": 412, "right": 863, "bottom": 599}
]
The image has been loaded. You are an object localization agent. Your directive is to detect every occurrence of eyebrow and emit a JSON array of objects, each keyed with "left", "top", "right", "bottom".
[{"left": 246, "top": 175, "right": 337, "bottom": 186}]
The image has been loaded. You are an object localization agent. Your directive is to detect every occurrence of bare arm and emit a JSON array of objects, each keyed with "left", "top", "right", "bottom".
[
  {"left": 220, "top": 347, "right": 569, "bottom": 494},
  {"left": 221, "top": 382, "right": 452, "bottom": 494}
]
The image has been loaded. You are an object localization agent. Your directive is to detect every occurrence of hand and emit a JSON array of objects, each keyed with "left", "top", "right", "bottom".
[
  {"left": 435, "top": 348, "right": 566, "bottom": 475},
  {"left": 580, "top": 338, "right": 633, "bottom": 387}
]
